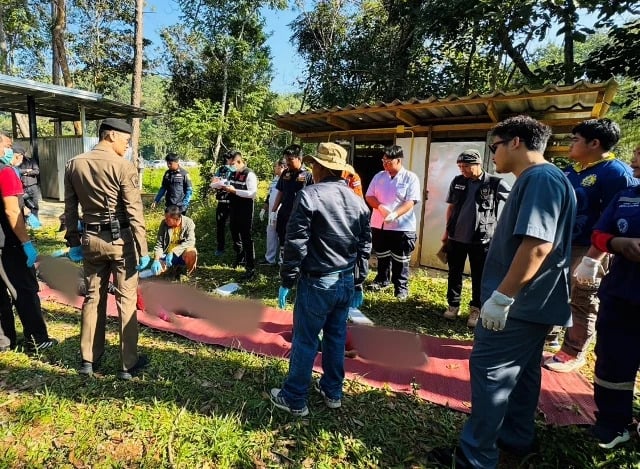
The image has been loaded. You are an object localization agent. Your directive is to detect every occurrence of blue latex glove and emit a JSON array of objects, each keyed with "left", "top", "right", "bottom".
[
  {"left": 136, "top": 255, "right": 150, "bottom": 271},
  {"left": 165, "top": 252, "right": 174, "bottom": 267},
  {"left": 26, "top": 213, "right": 42, "bottom": 229},
  {"left": 22, "top": 241, "right": 38, "bottom": 267},
  {"left": 351, "top": 289, "right": 364, "bottom": 308},
  {"left": 278, "top": 286, "right": 290, "bottom": 309},
  {"left": 68, "top": 246, "right": 84, "bottom": 262},
  {"left": 151, "top": 260, "right": 163, "bottom": 276}
]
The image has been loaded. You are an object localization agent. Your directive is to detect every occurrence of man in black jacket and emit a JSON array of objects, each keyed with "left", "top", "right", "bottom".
[
  {"left": 270, "top": 142, "right": 372, "bottom": 416},
  {"left": 442, "top": 149, "right": 510, "bottom": 327},
  {"left": 14, "top": 144, "right": 41, "bottom": 219}
]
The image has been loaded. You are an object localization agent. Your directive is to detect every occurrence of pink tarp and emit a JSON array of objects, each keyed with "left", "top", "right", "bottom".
[{"left": 39, "top": 284, "right": 596, "bottom": 426}]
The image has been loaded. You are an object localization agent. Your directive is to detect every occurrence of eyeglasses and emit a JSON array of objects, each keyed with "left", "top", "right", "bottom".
[
  {"left": 381, "top": 157, "right": 397, "bottom": 164},
  {"left": 488, "top": 140, "right": 510, "bottom": 154}
]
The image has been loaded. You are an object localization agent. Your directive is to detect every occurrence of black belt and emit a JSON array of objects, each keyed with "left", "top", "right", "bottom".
[{"left": 85, "top": 222, "right": 130, "bottom": 232}]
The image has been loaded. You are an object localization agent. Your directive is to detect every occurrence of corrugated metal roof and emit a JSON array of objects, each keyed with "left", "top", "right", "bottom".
[
  {"left": 274, "top": 80, "right": 617, "bottom": 140},
  {"left": 0, "top": 73, "right": 155, "bottom": 121}
]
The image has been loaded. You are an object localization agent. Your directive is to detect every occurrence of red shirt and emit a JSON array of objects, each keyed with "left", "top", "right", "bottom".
[{"left": 0, "top": 166, "right": 24, "bottom": 197}]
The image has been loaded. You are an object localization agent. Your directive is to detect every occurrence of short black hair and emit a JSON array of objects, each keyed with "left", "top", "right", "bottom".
[
  {"left": 571, "top": 118, "right": 620, "bottom": 151},
  {"left": 223, "top": 150, "right": 241, "bottom": 160},
  {"left": 491, "top": 115, "right": 552, "bottom": 153},
  {"left": 165, "top": 205, "right": 182, "bottom": 217},
  {"left": 283, "top": 144, "right": 302, "bottom": 158},
  {"left": 165, "top": 152, "right": 180, "bottom": 162},
  {"left": 383, "top": 145, "right": 403, "bottom": 159}
]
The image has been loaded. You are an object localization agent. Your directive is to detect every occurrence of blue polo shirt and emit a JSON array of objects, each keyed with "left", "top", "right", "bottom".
[
  {"left": 595, "top": 186, "right": 640, "bottom": 303},
  {"left": 482, "top": 163, "right": 576, "bottom": 326},
  {"left": 564, "top": 157, "right": 638, "bottom": 246}
]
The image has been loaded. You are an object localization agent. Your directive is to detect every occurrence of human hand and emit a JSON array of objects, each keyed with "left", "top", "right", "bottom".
[
  {"left": 480, "top": 290, "right": 514, "bottom": 331},
  {"left": 68, "top": 245, "right": 84, "bottom": 262},
  {"left": 151, "top": 260, "right": 163, "bottom": 276},
  {"left": 574, "top": 256, "right": 602, "bottom": 285},
  {"left": 26, "top": 213, "right": 42, "bottom": 229},
  {"left": 136, "top": 255, "right": 150, "bottom": 271},
  {"left": 610, "top": 237, "right": 640, "bottom": 262},
  {"left": 165, "top": 253, "right": 174, "bottom": 267},
  {"left": 278, "top": 286, "right": 290, "bottom": 309},
  {"left": 351, "top": 288, "right": 364, "bottom": 308},
  {"left": 384, "top": 211, "right": 398, "bottom": 223},
  {"left": 269, "top": 211, "right": 278, "bottom": 227},
  {"left": 259, "top": 208, "right": 266, "bottom": 221},
  {"left": 378, "top": 204, "right": 391, "bottom": 218},
  {"left": 22, "top": 240, "right": 37, "bottom": 268},
  {"left": 151, "top": 201, "right": 157, "bottom": 209}
]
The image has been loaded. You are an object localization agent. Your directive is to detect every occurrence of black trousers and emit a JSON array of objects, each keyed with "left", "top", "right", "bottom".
[
  {"left": 215, "top": 201, "right": 231, "bottom": 251},
  {"left": 24, "top": 184, "right": 41, "bottom": 217},
  {"left": 371, "top": 228, "right": 416, "bottom": 295},
  {"left": 0, "top": 245, "right": 49, "bottom": 347},
  {"left": 276, "top": 209, "right": 292, "bottom": 247},
  {"left": 446, "top": 239, "right": 489, "bottom": 308},
  {"left": 230, "top": 210, "right": 255, "bottom": 270}
]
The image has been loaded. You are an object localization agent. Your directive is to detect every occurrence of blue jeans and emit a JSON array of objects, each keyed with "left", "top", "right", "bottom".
[
  {"left": 459, "top": 318, "right": 550, "bottom": 469},
  {"left": 280, "top": 271, "right": 353, "bottom": 410}
]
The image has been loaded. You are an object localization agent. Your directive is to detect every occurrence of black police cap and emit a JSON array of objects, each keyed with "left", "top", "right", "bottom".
[{"left": 99, "top": 118, "right": 133, "bottom": 134}]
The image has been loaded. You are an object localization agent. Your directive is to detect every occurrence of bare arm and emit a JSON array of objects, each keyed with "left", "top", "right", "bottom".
[
  {"left": 443, "top": 204, "right": 454, "bottom": 241},
  {"left": 3, "top": 196, "right": 29, "bottom": 243},
  {"left": 365, "top": 195, "right": 380, "bottom": 209},
  {"left": 496, "top": 236, "right": 553, "bottom": 298}
]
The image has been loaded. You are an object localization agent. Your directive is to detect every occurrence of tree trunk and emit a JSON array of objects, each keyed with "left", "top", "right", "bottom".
[
  {"left": 52, "top": 0, "right": 81, "bottom": 135},
  {"left": 131, "top": 0, "right": 144, "bottom": 185},
  {"left": 561, "top": 0, "right": 576, "bottom": 84},
  {"left": 496, "top": 26, "right": 537, "bottom": 82},
  {"left": 212, "top": 50, "right": 230, "bottom": 163},
  {"left": 0, "top": 4, "right": 7, "bottom": 72}
]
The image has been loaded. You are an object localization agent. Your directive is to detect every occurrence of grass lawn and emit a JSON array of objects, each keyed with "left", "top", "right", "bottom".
[{"left": 1, "top": 193, "right": 639, "bottom": 468}]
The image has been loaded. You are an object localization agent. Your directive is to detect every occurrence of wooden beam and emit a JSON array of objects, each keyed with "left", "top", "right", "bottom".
[
  {"left": 327, "top": 115, "right": 351, "bottom": 130},
  {"left": 274, "top": 120, "right": 302, "bottom": 133},
  {"left": 591, "top": 91, "right": 605, "bottom": 117},
  {"left": 395, "top": 109, "right": 418, "bottom": 126},
  {"left": 486, "top": 100, "right": 499, "bottom": 122}
]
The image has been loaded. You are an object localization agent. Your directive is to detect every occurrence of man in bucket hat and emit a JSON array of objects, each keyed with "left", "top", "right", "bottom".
[
  {"left": 442, "top": 149, "right": 510, "bottom": 327},
  {"left": 270, "top": 142, "right": 371, "bottom": 416}
]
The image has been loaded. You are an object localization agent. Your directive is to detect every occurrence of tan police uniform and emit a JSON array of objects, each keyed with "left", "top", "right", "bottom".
[{"left": 64, "top": 134, "right": 147, "bottom": 371}]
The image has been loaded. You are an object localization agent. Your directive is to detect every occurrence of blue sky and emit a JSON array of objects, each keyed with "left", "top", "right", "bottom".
[{"left": 144, "top": 0, "right": 303, "bottom": 94}]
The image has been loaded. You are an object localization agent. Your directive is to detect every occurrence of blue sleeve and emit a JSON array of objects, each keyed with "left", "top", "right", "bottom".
[
  {"left": 154, "top": 187, "right": 166, "bottom": 203},
  {"left": 513, "top": 169, "right": 564, "bottom": 243},
  {"left": 183, "top": 187, "right": 193, "bottom": 206},
  {"left": 602, "top": 163, "right": 638, "bottom": 208},
  {"left": 594, "top": 191, "right": 624, "bottom": 234}
]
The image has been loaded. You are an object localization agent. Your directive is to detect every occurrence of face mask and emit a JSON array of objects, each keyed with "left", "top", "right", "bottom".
[
  {"left": 0, "top": 148, "right": 14, "bottom": 165},
  {"left": 226, "top": 164, "right": 236, "bottom": 172}
]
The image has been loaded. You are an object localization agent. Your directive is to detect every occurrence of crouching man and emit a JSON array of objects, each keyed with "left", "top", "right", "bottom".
[{"left": 150, "top": 205, "right": 198, "bottom": 277}]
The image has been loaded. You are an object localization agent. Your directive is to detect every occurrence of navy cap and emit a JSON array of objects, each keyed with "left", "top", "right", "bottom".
[
  {"left": 12, "top": 143, "right": 27, "bottom": 156},
  {"left": 99, "top": 118, "right": 133, "bottom": 134},
  {"left": 457, "top": 149, "right": 482, "bottom": 164}
]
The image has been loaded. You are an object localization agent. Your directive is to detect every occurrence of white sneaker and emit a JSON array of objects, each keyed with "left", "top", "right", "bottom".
[
  {"left": 467, "top": 306, "right": 480, "bottom": 328},
  {"left": 443, "top": 306, "right": 460, "bottom": 320}
]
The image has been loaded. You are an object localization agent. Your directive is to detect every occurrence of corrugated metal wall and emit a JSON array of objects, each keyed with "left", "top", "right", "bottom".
[{"left": 16, "top": 137, "right": 98, "bottom": 201}]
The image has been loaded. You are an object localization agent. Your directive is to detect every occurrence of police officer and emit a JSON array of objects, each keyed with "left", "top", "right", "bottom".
[
  {"left": 64, "top": 118, "right": 150, "bottom": 379},
  {"left": 151, "top": 152, "right": 193, "bottom": 215},
  {"left": 442, "top": 149, "right": 511, "bottom": 327},
  {"left": 211, "top": 151, "right": 237, "bottom": 256},
  {"left": 270, "top": 144, "right": 313, "bottom": 251},
  {"left": 219, "top": 151, "right": 258, "bottom": 280}
]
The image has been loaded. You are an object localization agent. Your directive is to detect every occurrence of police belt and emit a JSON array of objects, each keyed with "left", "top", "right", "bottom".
[{"left": 85, "top": 222, "right": 130, "bottom": 233}]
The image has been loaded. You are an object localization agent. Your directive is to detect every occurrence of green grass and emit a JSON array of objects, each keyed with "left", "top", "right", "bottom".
[{"left": 2, "top": 200, "right": 639, "bottom": 468}]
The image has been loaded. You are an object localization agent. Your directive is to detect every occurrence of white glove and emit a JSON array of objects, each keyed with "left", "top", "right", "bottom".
[
  {"left": 259, "top": 208, "right": 266, "bottom": 221},
  {"left": 480, "top": 290, "right": 515, "bottom": 331},
  {"left": 574, "top": 256, "right": 602, "bottom": 285},
  {"left": 378, "top": 204, "right": 391, "bottom": 218},
  {"left": 268, "top": 211, "right": 278, "bottom": 227},
  {"left": 384, "top": 211, "right": 398, "bottom": 223}
]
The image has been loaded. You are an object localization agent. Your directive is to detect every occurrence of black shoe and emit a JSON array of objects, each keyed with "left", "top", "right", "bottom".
[
  {"left": 497, "top": 437, "right": 539, "bottom": 457},
  {"left": 78, "top": 360, "right": 95, "bottom": 376},
  {"left": 395, "top": 291, "right": 409, "bottom": 300},
  {"left": 233, "top": 253, "right": 246, "bottom": 268},
  {"left": 241, "top": 269, "right": 256, "bottom": 280},
  {"left": 428, "top": 446, "right": 473, "bottom": 468},
  {"left": 27, "top": 338, "right": 58, "bottom": 353},
  {"left": 118, "top": 354, "right": 150, "bottom": 380},
  {"left": 368, "top": 281, "right": 390, "bottom": 292}
]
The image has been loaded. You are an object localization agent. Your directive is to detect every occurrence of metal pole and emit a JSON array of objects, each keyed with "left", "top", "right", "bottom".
[{"left": 27, "top": 95, "right": 39, "bottom": 163}]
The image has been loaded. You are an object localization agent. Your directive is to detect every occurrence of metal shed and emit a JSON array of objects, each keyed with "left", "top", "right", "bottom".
[
  {"left": 0, "top": 73, "right": 153, "bottom": 200},
  {"left": 273, "top": 80, "right": 618, "bottom": 268}
]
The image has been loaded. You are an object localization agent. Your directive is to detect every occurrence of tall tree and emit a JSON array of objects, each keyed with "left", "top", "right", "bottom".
[{"left": 130, "top": 0, "right": 144, "bottom": 179}]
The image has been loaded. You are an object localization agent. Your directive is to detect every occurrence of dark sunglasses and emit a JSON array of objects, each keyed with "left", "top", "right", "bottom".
[{"left": 489, "top": 139, "right": 510, "bottom": 154}]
